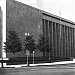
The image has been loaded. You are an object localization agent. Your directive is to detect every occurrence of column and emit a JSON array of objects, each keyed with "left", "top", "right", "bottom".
[
  {"left": 69, "top": 27, "right": 71, "bottom": 57},
  {"left": 64, "top": 26, "right": 66, "bottom": 58},
  {"left": 48, "top": 21, "right": 50, "bottom": 44},
  {"left": 68, "top": 27, "right": 69, "bottom": 57},
  {"left": 54, "top": 23, "right": 57, "bottom": 57},
  {"left": 49, "top": 21, "right": 51, "bottom": 46},
  {"left": 66, "top": 26, "right": 69, "bottom": 58},
  {"left": 65, "top": 26, "right": 67, "bottom": 58},
  {"left": 56, "top": 23, "right": 59, "bottom": 58},
  {"left": 48, "top": 20, "right": 50, "bottom": 57},
  {"left": 53, "top": 22, "right": 55, "bottom": 57},
  {"left": 58, "top": 23, "right": 60, "bottom": 58},
  {"left": 53, "top": 22, "right": 56, "bottom": 58},
  {"left": 55, "top": 23, "right": 57, "bottom": 57},
  {"left": 62, "top": 25, "right": 64, "bottom": 57},
  {"left": 43, "top": 19, "right": 47, "bottom": 57},
  {"left": 43, "top": 19, "right": 46, "bottom": 36},
  {"left": 59, "top": 24, "right": 61, "bottom": 58},
  {"left": 51, "top": 22, "right": 54, "bottom": 57},
  {"left": 42, "top": 19, "right": 45, "bottom": 35},
  {"left": 73, "top": 28, "right": 75, "bottom": 57},
  {"left": 68, "top": 27, "right": 70, "bottom": 57},
  {"left": 46, "top": 20, "right": 48, "bottom": 38},
  {"left": 70, "top": 28, "right": 72, "bottom": 57},
  {"left": 50, "top": 21, "right": 52, "bottom": 58},
  {"left": 63, "top": 26, "right": 66, "bottom": 58},
  {"left": 71, "top": 28, "right": 73, "bottom": 57}
]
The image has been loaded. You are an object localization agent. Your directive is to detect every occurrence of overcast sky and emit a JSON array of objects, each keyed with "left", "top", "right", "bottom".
[{"left": 16, "top": 0, "right": 75, "bottom": 22}]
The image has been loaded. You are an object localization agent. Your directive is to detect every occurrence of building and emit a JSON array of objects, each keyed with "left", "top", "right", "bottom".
[
  {"left": 0, "top": 6, "right": 2, "bottom": 58},
  {"left": 6, "top": 0, "right": 75, "bottom": 59}
]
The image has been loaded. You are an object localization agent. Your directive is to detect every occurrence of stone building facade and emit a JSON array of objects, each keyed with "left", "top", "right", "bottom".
[
  {"left": 0, "top": 7, "right": 2, "bottom": 58},
  {"left": 6, "top": 0, "right": 75, "bottom": 58}
]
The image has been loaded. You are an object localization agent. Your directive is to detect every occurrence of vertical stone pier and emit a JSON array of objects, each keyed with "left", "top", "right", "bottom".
[{"left": 0, "top": 0, "right": 6, "bottom": 67}]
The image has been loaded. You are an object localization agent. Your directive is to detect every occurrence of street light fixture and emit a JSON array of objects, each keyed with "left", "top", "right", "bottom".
[
  {"left": 25, "top": 32, "right": 30, "bottom": 66},
  {"left": 25, "top": 32, "right": 30, "bottom": 36}
]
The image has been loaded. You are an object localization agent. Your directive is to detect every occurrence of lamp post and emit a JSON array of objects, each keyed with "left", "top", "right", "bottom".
[
  {"left": 25, "top": 32, "right": 30, "bottom": 66},
  {"left": 33, "top": 51, "right": 35, "bottom": 64}
]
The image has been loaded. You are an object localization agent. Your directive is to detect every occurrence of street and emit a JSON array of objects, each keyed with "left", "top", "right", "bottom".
[{"left": 0, "top": 64, "right": 75, "bottom": 75}]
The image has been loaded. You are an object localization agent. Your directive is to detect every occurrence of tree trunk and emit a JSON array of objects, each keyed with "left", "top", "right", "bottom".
[
  {"left": 43, "top": 50, "right": 45, "bottom": 57},
  {"left": 13, "top": 53, "right": 15, "bottom": 57},
  {"left": 30, "top": 52, "right": 31, "bottom": 57},
  {"left": 46, "top": 51, "right": 49, "bottom": 57}
]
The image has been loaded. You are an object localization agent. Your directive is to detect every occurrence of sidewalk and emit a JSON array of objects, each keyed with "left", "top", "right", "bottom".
[
  {"left": 3, "top": 59, "right": 75, "bottom": 68},
  {"left": 30, "top": 60, "right": 75, "bottom": 66}
]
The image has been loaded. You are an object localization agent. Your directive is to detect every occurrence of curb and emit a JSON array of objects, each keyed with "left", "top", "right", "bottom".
[
  {"left": 2, "top": 61, "right": 74, "bottom": 68},
  {"left": 0, "top": 60, "right": 75, "bottom": 68}
]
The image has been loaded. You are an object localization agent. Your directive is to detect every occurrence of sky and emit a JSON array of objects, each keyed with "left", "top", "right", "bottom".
[{"left": 16, "top": 0, "right": 75, "bottom": 22}]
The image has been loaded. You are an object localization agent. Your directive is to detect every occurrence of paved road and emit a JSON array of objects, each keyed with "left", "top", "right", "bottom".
[{"left": 0, "top": 64, "right": 75, "bottom": 75}]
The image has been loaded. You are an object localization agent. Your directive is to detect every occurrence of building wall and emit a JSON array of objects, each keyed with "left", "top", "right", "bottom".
[
  {"left": 6, "top": 0, "right": 42, "bottom": 57},
  {"left": 0, "top": 7, "right": 2, "bottom": 58},
  {"left": 6, "top": 0, "right": 75, "bottom": 58},
  {"left": 42, "top": 13, "right": 75, "bottom": 58}
]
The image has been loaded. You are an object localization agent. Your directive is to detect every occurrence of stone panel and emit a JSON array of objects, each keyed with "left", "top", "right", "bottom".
[
  {"left": 60, "top": 25, "right": 63, "bottom": 58},
  {"left": 55, "top": 23, "right": 57, "bottom": 57},
  {"left": 66, "top": 26, "right": 69, "bottom": 57},
  {"left": 68, "top": 27, "right": 70, "bottom": 57},
  {"left": 72, "top": 28, "right": 75, "bottom": 57},
  {"left": 56, "top": 23, "right": 59, "bottom": 58},
  {"left": 53, "top": 22, "right": 56, "bottom": 58},
  {"left": 63, "top": 26, "right": 66, "bottom": 57},
  {"left": 57, "top": 23, "right": 60, "bottom": 58},
  {"left": 73, "top": 29, "right": 75, "bottom": 57},
  {"left": 49, "top": 21, "right": 53, "bottom": 57},
  {"left": 51, "top": 22, "right": 54, "bottom": 57},
  {"left": 65, "top": 26, "right": 67, "bottom": 57},
  {"left": 71, "top": 28, "right": 74, "bottom": 57},
  {"left": 6, "top": 0, "right": 42, "bottom": 51}
]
